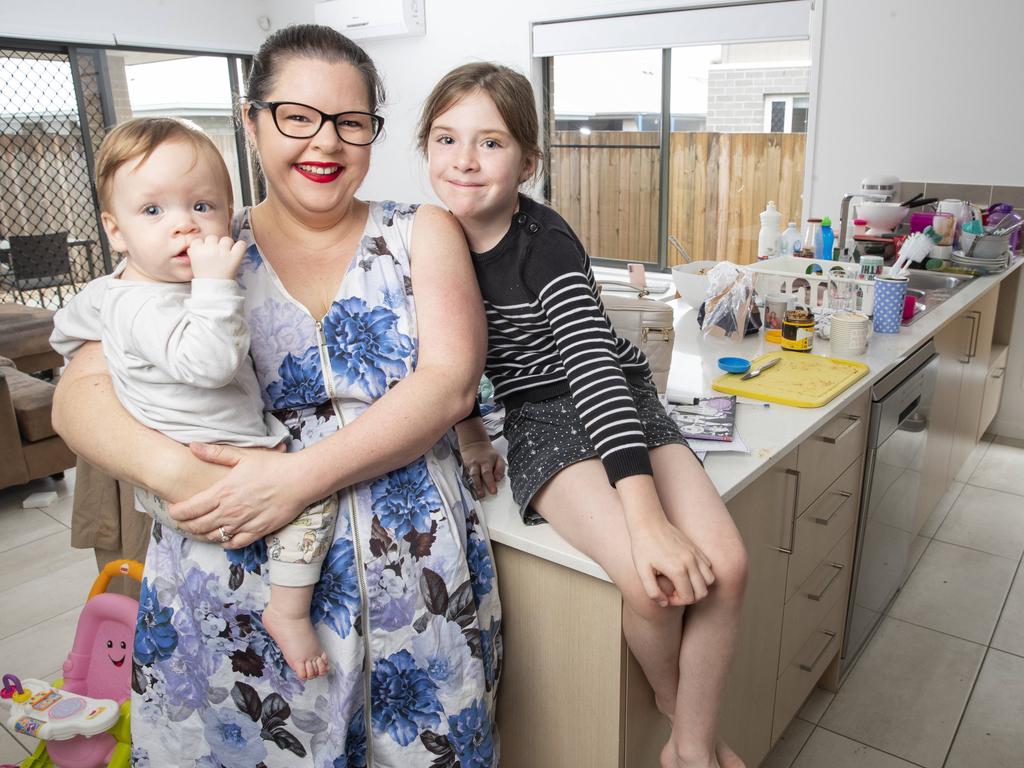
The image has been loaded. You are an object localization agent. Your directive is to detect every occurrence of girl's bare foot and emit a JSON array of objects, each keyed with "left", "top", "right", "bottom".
[
  {"left": 716, "top": 741, "right": 745, "bottom": 768},
  {"left": 262, "top": 601, "right": 329, "bottom": 681},
  {"left": 660, "top": 739, "right": 720, "bottom": 768}
]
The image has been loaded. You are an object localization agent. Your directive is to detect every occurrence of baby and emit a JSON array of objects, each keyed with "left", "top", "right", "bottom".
[{"left": 51, "top": 117, "right": 336, "bottom": 681}]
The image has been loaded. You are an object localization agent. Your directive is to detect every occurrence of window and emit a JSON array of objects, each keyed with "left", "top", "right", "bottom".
[
  {"left": 0, "top": 43, "right": 251, "bottom": 309},
  {"left": 764, "top": 95, "right": 810, "bottom": 133},
  {"left": 535, "top": 2, "right": 812, "bottom": 268}
]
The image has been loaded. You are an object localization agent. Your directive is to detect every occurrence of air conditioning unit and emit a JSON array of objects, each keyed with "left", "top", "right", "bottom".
[{"left": 314, "top": 0, "right": 426, "bottom": 41}]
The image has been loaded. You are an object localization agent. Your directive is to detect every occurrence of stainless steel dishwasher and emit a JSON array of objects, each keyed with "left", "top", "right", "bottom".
[{"left": 841, "top": 340, "right": 938, "bottom": 675}]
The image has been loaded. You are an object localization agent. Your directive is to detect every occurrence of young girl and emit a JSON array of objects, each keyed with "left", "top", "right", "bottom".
[{"left": 419, "top": 63, "right": 749, "bottom": 768}]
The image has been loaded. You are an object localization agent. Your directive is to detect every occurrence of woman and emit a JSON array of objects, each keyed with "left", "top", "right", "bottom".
[{"left": 53, "top": 24, "right": 501, "bottom": 768}]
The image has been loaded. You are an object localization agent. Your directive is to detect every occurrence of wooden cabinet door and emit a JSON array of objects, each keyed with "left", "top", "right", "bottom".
[
  {"left": 950, "top": 288, "right": 999, "bottom": 477},
  {"left": 718, "top": 450, "right": 797, "bottom": 767}
]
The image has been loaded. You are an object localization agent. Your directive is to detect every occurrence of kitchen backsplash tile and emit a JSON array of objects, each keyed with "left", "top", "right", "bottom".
[
  {"left": 924, "top": 182, "right": 993, "bottom": 206},
  {"left": 991, "top": 185, "right": 1024, "bottom": 209}
]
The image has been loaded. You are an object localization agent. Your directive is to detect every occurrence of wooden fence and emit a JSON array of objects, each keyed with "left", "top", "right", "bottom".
[{"left": 550, "top": 130, "right": 806, "bottom": 267}]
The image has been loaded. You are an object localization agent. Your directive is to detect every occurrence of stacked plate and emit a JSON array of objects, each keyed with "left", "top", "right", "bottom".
[
  {"left": 829, "top": 311, "right": 871, "bottom": 358},
  {"left": 951, "top": 249, "right": 1010, "bottom": 275}
]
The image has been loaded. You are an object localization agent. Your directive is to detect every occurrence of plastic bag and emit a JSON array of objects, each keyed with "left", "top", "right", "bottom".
[{"left": 699, "top": 262, "right": 761, "bottom": 342}]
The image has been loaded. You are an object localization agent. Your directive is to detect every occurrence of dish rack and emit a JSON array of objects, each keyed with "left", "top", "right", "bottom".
[{"left": 746, "top": 257, "right": 876, "bottom": 314}]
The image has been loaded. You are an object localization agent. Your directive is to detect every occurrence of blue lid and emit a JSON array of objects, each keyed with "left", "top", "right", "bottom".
[{"left": 718, "top": 356, "right": 751, "bottom": 374}]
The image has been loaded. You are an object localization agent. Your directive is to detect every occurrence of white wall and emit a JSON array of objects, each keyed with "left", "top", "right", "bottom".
[
  {"left": 807, "top": 0, "right": 1024, "bottom": 217},
  {"left": 0, "top": 0, "right": 272, "bottom": 52}
]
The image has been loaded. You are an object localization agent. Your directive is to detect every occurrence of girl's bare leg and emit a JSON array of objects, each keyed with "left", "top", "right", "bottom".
[
  {"left": 532, "top": 447, "right": 747, "bottom": 768},
  {"left": 650, "top": 445, "right": 747, "bottom": 768}
]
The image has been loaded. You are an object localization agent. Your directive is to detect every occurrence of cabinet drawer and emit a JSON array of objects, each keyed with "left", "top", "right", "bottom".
[
  {"left": 786, "top": 458, "right": 862, "bottom": 601},
  {"left": 780, "top": 528, "right": 854, "bottom": 673},
  {"left": 796, "top": 391, "right": 869, "bottom": 511},
  {"left": 978, "top": 346, "right": 1009, "bottom": 441},
  {"left": 772, "top": 598, "right": 845, "bottom": 744}
]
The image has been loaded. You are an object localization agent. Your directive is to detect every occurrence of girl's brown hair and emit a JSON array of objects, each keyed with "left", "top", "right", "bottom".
[{"left": 417, "top": 62, "right": 542, "bottom": 168}]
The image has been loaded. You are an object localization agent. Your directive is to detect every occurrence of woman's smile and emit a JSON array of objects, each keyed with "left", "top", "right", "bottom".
[{"left": 294, "top": 161, "right": 342, "bottom": 183}]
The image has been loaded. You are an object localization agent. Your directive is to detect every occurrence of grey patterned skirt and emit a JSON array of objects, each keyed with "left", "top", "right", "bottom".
[{"left": 504, "top": 380, "right": 694, "bottom": 525}]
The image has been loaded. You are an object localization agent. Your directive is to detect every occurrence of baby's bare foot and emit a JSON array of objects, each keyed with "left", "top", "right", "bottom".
[{"left": 262, "top": 601, "right": 329, "bottom": 682}]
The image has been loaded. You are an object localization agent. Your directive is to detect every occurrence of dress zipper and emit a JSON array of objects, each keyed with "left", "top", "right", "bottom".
[{"left": 316, "top": 319, "right": 375, "bottom": 766}]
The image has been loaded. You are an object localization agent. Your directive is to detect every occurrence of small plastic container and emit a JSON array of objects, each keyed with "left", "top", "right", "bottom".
[
  {"left": 820, "top": 216, "right": 835, "bottom": 260},
  {"left": 803, "top": 218, "right": 823, "bottom": 259},
  {"left": 718, "top": 357, "right": 751, "bottom": 374}
]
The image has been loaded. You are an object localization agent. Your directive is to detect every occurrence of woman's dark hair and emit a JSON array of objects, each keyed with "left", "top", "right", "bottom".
[{"left": 246, "top": 24, "right": 386, "bottom": 112}]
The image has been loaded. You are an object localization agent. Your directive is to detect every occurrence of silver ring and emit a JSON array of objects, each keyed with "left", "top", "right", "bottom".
[{"left": 218, "top": 526, "right": 232, "bottom": 543}]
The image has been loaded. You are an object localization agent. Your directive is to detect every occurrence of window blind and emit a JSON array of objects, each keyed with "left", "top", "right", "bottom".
[{"left": 532, "top": 1, "right": 810, "bottom": 57}]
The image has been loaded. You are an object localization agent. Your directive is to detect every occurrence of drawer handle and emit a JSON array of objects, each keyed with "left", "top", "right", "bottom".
[
  {"left": 992, "top": 368, "right": 1005, "bottom": 380},
  {"left": 806, "top": 562, "right": 844, "bottom": 602},
  {"left": 799, "top": 630, "right": 837, "bottom": 672},
  {"left": 774, "top": 468, "right": 800, "bottom": 555},
  {"left": 812, "top": 491, "right": 852, "bottom": 525},
  {"left": 820, "top": 414, "right": 860, "bottom": 444}
]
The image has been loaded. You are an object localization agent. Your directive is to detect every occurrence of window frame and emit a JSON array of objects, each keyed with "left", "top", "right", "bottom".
[{"left": 536, "top": 1, "right": 824, "bottom": 272}]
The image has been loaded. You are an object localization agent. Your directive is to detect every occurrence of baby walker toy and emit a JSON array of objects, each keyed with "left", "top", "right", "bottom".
[{"left": 1, "top": 560, "right": 143, "bottom": 768}]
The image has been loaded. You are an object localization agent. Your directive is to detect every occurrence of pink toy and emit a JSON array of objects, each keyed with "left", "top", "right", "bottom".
[{"left": 2, "top": 560, "right": 143, "bottom": 768}]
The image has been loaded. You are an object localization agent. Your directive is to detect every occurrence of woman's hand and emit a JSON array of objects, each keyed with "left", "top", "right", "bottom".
[
  {"left": 169, "top": 443, "right": 312, "bottom": 548},
  {"left": 460, "top": 440, "right": 506, "bottom": 498},
  {"left": 629, "top": 517, "right": 716, "bottom": 608}
]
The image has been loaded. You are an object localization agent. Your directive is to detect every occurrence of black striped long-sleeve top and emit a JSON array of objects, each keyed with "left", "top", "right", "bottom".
[{"left": 472, "top": 194, "right": 654, "bottom": 485}]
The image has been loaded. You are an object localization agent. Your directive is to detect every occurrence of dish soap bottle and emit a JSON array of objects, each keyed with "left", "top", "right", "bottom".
[
  {"left": 780, "top": 221, "right": 801, "bottom": 257},
  {"left": 758, "top": 201, "right": 782, "bottom": 260}
]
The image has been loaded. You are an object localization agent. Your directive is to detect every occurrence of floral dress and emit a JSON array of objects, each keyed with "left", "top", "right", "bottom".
[{"left": 131, "top": 202, "right": 502, "bottom": 768}]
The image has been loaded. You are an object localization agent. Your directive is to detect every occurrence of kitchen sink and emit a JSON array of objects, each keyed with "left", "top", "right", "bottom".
[{"left": 901, "top": 271, "right": 973, "bottom": 325}]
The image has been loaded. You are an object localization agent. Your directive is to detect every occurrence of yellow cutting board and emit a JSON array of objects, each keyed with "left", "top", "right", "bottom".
[{"left": 712, "top": 352, "right": 869, "bottom": 408}]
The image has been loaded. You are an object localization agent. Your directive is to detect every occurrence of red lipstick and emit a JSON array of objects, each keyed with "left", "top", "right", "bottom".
[{"left": 294, "top": 162, "right": 341, "bottom": 184}]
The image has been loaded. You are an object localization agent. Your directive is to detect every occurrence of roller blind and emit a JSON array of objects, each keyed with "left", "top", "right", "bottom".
[{"left": 532, "top": 1, "right": 810, "bottom": 57}]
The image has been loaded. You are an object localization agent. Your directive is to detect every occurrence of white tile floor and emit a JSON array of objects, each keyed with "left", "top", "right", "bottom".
[
  {"left": 0, "top": 437, "right": 1022, "bottom": 766},
  {"left": 765, "top": 434, "right": 1024, "bottom": 768}
]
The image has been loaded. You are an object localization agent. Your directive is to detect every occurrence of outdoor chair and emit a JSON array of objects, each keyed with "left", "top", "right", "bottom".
[{"left": 8, "top": 231, "right": 76, "bottom": 305}]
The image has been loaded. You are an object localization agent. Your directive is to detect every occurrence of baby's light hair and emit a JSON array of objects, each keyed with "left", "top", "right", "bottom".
[
  {"left": 95, "top": 117, "right": 233, "bottom": 211},
  {"left": 417, "top": 62, "right": 542, "bottom": 174}
]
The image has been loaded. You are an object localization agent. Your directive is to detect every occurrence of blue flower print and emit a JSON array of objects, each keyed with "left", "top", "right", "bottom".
[
  {"left": 202, "top": 706, "right": 268, "bottom": 768},
  {"left": 447, "top": 699, "right": 495, "bottom": 768},
  {"left": 380, "top": 200, "right": 418, "bottom": 227},
  {"left": 312, "top": 538, "right": 362, "bottom": 639},
  {"left": 411, "top": 616, "right": 481, "bottom": 707},
  {"left": 226, "top": 538, "right": 268, "bottom": 574},
  {"left": 248, "top": 298, "right": 314, "bottom": 398},
  {"left": 322, "top": 297, "right": 414, "bottom": 398},
  {"left": 366, "top": 556, "right": 417, "bottom": 632},
  {"left": 333, "top": 708, "right": 367, "bottom": 768},
  {"left": 268, "top": 346, "right": 328, "bottom": 410},
  {"left": 370, "top": 650, "right": 441, "bottom": 747},
  {"left": 467, "top": 536, "right": 495, "bottom": 604},
  {"left": 135, "top": 577, "right": 178, "bottom": 665},
  {"left": 370, "top": 460, "right": 442, "bottom": 538},
  {"left": 237, "top": 243, "right": 263, "bottom": 275}
]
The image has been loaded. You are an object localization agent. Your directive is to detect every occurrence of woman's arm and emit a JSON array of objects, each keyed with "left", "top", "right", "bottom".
[
  {"left": 172, "top": 205, "right": 486, "bottom": 544},
  {"left": 52, "top": 342, "right": 228, "bottom": 502}
]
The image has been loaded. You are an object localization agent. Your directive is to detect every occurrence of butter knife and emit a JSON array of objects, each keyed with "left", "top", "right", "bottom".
[{"left": 740, "top": 357, "right": 781, "bottom": 381}]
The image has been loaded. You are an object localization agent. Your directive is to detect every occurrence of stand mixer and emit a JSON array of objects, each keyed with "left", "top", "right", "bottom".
[{"left": 837, "top": 175, "right": 901, "bottom": 258}]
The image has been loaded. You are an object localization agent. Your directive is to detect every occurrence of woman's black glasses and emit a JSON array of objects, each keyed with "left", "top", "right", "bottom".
[{"left": 247, "top": 101, "right": 384, "bottom": 146}]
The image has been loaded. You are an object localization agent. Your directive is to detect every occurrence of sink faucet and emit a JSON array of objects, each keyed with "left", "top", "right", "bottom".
[{"left": 838, "top": 191, "right": 890, "bottom": 260}]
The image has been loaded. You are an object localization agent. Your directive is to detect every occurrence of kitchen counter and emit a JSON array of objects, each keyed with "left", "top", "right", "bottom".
[{"left": 480, "top": 258, "right": 1024, "bottom": 582}]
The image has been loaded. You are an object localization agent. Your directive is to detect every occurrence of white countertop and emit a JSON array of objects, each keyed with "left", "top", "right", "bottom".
[{"left": 481, "top": 259, "right": 1024, "bottom": 582}]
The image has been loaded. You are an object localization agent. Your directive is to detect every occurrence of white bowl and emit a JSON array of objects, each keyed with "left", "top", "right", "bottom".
[
  {"left": 959, "top": 231, "right": 1010, "bottom": 259},
  {"left": 856, "top": 202, "right": 908, "bottom": 234},
  {"left": 671, "top": 261, "right": 718, "bottom": 307}
]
